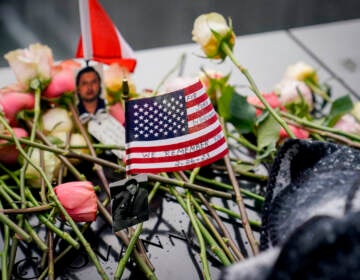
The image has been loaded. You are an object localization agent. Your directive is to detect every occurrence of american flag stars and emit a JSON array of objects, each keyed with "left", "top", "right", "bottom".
[{"left": 126, "top": 90, "right": 188, "bottom": 142}]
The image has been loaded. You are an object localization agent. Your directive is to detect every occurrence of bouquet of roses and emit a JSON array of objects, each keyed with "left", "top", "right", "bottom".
[{"left": 0, "top": 13, "right": 359, "bottom": 280}]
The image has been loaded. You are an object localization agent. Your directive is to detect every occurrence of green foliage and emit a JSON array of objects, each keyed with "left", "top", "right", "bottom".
[
  {"left": 256, "top": 113, "right": 280, "bottom": 151},
  {"left": 217, "top": 86, "right": 256, "bottom": 134},
  {"left": 325, "top": 95, "right": 353, "bottom": 127}
]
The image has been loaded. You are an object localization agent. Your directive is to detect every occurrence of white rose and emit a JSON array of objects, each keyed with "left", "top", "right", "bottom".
[
  {"left": 192, "top": 12, "right": 235, "bottom": 59},
  {"left": 275, "top": 79, "right": 313, "bottom": 110},
  {"left": 25, "top": 148, "right": 61, "bottom": 188},
  {"left": 4, "top": 43, "right": 53, "bottom": 88},
  {"left": 284, "top": 61, "right": 318, "bottom": 82},
  {"left": 42, "top": 107, "right": 73, "bottom": 134}
]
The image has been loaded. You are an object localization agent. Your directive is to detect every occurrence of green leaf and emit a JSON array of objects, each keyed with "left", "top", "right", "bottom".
[
  {"left": 325, "top": 95, "right": 353, "bottom": 127},
  {"left": 218, "top": 86, "right": 256, "bottom": 133},
  {"left": 257, "top": 114, "right": 280, "bottom": 151}
]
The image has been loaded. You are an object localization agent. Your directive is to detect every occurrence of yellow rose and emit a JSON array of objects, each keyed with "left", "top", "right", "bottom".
[
  {"left": 4, "top": 43, "right": 53, "bottom": 89},
  {"left": 192, "top": 12, "right": 235, "bottom": 59}
]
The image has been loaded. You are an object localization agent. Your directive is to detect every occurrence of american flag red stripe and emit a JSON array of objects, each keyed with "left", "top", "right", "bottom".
[{"left": 125, "top": 80, "right": 228, "bottom": 174}]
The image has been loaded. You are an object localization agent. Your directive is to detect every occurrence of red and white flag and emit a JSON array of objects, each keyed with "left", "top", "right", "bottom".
[
  {"left": 76, "top": 0, "right": 136, "bottom": 72},
  {"left": 125, "top": 80, "right": 228, "bottom": 174}
]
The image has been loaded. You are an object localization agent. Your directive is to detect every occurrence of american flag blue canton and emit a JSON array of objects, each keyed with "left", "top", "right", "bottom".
[{"left": 126, "top": 90, "right": 188, "bottom": 142}]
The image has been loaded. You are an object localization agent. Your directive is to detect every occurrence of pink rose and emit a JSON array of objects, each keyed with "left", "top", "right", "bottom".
[
  {"left": 0, "top": 127, "right": 28, "bottom": 165},
  {"left": 247, "top": 92, "right": 285, "bottom": 116},
  {"left": 0, "top": 89, "right": 35, "bottom": 125},
  {"left": 279, "top": 125, "right": 309, "bottom": 141},
  {"left": 43, "top": 60, "right": 81, "bottom": 99},
  {"left": 333, "top": 114, "right": 360, "bottom": 135},
  {"left": 108, "top": 102, "right": 125, "bottom": 126},
  {"left": 54, "top": 181, "right": 97, "bottom": 222}
]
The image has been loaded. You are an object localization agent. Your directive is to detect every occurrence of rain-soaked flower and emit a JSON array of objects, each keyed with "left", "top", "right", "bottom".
[
  {"left": 275, "top": 79, "right": 313, "bottom": 110},
  {"left": 43, "top": 59, "right": 81, "bottom": 99},
  {"left": 192, "top": 12, "right": 235, "bottom": 59},
  {"left": 0, "top": 87, "right": 35, "bottom": 125},
  {"left": 41, "top": 107, "right": 73, "bottom": 134},
  {"left": 284, "top": 61, "right": 318, "bottom": 84},
  {"left": 4, "top": 43, "right": 53, "bottom": 90},
  {"left": 0, "top": 127, "right": 28, "bottom": 165},
  {"left": 54, "top": 181, "right": 97, "bottom": 222}
]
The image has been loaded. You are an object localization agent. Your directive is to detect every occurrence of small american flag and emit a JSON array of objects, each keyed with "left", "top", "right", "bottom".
[{"left": 125, "top": 80, "right": 228, "bottom": 174}]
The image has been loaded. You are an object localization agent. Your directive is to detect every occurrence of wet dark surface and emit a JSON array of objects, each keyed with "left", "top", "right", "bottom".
[{"left": 2, "top": 187, "right": 261, "bottom": 280}]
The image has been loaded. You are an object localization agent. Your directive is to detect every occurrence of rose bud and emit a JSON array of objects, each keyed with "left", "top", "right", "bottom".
[
  {"left": 43, "top": 59, "right": 81, "bottom": 99},
  {"left": 4, "top": 43, "right": 53, "bottom": 89},
  {"left": 275, "top": 79, "right": 313, "bottom": 110},
  {"left": 192, "top": 12, "right": 236, "bottom": 59},
  {"left": 108, "top": 102, "right": 125, "bottom": 126},
  {"left": 41, "top": 107, "right": 73, "bottom": 134},
  {"left": 333, "top": 114, "right": 360, "bottom": 135},
  {"left": 54, "top": 181, "right": 97, "bottom": 222},
  {"left": 284, "top": 61, "right": 318, "bottom": 83},
  {"left": 25, "top": 148, "right": 61, "bottom": 188},
  {"left": 247, "top": 92, "right": 285, "bottom": 116},
  {"left": 0, "top": 127, "right": 28, "bottom": 165},
  {"left": 199, "top": 69, "right": 226, "bottom": 104},
  {"left": 0, "top": 89, "right": 35, "bottom": 125}
]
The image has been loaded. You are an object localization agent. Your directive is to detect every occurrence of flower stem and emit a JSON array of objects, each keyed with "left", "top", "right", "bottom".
[
  {"left": 227, "top": 132, "right": 260, "bottom": 152},
  {"left": 170, "top": 186, "right": 231, "bottom": 266},
  {"left": 221, "top": 42, "right": 295, "bottom": 138},
  {"left": 191, "top": 195, "right": 237, "bottom": 263},
  {"left": 187, "top": 172, "right": 265, "bottom": 202},
  {"left": 0, "top": 200, "right": 10, "bottom": 280},
  {"left": 0, "top": 204, "right": 53, "bottom": 214},
  {"left": 281, "top": 111, "right": 360, "bottom": 142},
  {"left": 177, "top": 170, "right": 243, "bottom": 262},
  {"left": 0, "top": 118, "right": 108, "bottom": 279},
  {"left": 223, "top": 151, "right": 259, "bottom": 255},
  {"left": 0, "top": 211, "right": 32, "bottom": 242},
  {"left": 67, "top": 102, "right": 111, "bottom": 197},
  {"left": 193, "top": 193, "right": 245, "bottom": 261},
  {"left": 186, "top": 191, "right": 212, "bottom": 280}
]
